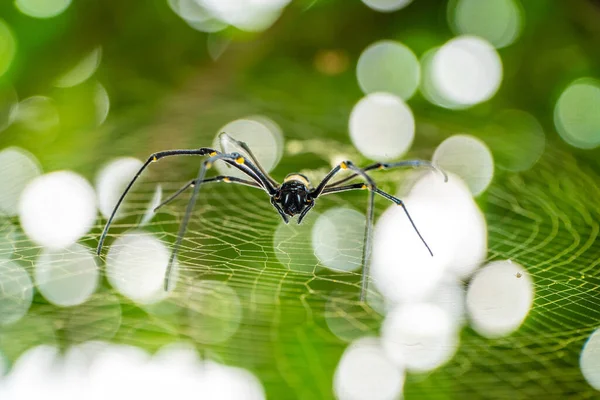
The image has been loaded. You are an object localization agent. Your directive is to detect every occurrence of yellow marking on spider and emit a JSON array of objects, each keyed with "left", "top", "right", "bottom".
[
  {"left": 378, "top": 165, "right": 385, "bottom": 170},
  {"left": 361, "top": 184, "right": 367, "bottom": 190},
  {"left": 209, "top": 151, "right": 217, "bottom": 157},
  {"left": 206, "top": 162, "right": 213, "bottom": 169},
  {"left": 284, "top": 173, "right": 310, "bottom": 186},
  {"left": 152, "top": 156, "right": 158, "bottom": 162},
  {"left": 236, "top": 156, "right": 245, "bottom": 164},
  {"left": 340, "top": 161, "right": 348, "bottom": 170},
  {"left": 223, "top": 177, "right": 231, "bottom": 183}
]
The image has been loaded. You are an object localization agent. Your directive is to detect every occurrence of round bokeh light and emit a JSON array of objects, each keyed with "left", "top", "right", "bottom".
[
  {"left": 361, "top": 0, "right": 413, "bottom": 13},
  {"left": 95, "top": 82, "right": 110, "bottom": 126},
  {"left": 0, "top": 261, "right": 34, "bottom": 326},
  {"left": 106, "top": 231, "right": 175, "bottom": 304},
  {"left": 349, "top": 92, "right": 415, "bottom": 161},
  {"left": 433, "top": 134, "right": 494, "bottom": 196},
  {"left": 381, "top": 303, "right": 459, "bottom": 372},
  {"left": 334, "top": 337, "right": 404, "bottom": 400},
  {"left": 581, "top": 328, "right": 600, "bottom": 391},
  {"left": 448, "top": 0, "right": 523, "bottom": 49},
  {"left": 214, "top": 117, "right": 284, "bottom": 180},
  {"left": 15, "top": 0, "right": 72, "bottom": 19},
  {"left": 554, "top": 78, "right": 600, "bottom": 149},
  {"left": 466, "top": 260, "right": 534, "bottom": 338},
  {"left": 96, "top": 157, "right": 144, "bottom": 220},
  {"left": 356, "top": 40, "right": 420, "bottom": 100},
  {"left": 19, "top": 171, "right": 97, "bottom": 249},
  {"left": 430, "top": 36, "right": 503, "bottom": 107},
  {"left": 406, "top": 171, "right": 487, "bottom": 278},
  {"left": 0, "top": 147, "right": 42, "bottom": 217},
  {"left": 312, "top": 207, "right": 365, "bottom": 273},
  {"left": 372, "top": 170, "right": 488, "bottom": 302},
  {"left": 55, "top": 47, "right": 102, "bottom": 88},
  {"left": 35, "top": 243, "right": 99, "bottom": 307},
  {"left": 15, "top": 96, "right": 60, "bottom": 132},
  {"left": 185, "top": 280, "right": 242, "bottom": 344}
]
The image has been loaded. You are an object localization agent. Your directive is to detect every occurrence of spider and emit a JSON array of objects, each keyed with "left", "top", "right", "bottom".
[{"left": 97, "top": 133, "right": 447, "bottom": 301}]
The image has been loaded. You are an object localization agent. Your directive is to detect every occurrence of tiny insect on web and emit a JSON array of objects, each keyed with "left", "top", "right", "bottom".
[{"left": 96, "top": 133, "right": 448, "bottom": 301}]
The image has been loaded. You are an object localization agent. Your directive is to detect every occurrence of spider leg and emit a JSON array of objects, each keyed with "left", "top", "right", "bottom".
[
  {"left": 97, "top": 147, "right": 277, "bottom": 256},
  {"left": 322, "top": 183, "right": 433, "bottom": 257},
  {"left": 164, "top": 152, "right": 259, "bottom": 290},
  {"left": 154, "top": 176, "right": 261, "bottom": 213},
  {"left": 297, "top": 202, "right": 314, "bottom": 224},
  {"left": 311, "top": 161, "right": 376, "bottom": 302},
  {"left": 271, "top": 197, "right": 289, "bottom": 224},
  {"left": 219, "top": 132, "right": 280, "bottom": 187},
  {"left": 326, "top": 160, "right": 447, "bottom": 188},
  {"left": 97, "top": 148, "right": 216, "bottom": 255}
]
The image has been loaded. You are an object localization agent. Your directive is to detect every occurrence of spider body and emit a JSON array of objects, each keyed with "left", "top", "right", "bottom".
[
  {"left": 275, "top": 174, "right": 312, "bottom": 221},
  {"left": 97, "top": 133, "right": 446, "bottom": 301}
]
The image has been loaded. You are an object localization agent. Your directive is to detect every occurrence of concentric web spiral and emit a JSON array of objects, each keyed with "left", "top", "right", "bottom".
[{"left": 1, "top": 131, "right": 599, "bottom": 398}]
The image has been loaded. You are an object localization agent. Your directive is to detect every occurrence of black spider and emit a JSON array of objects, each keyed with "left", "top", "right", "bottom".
[{"left": 97, "top": 133, "right": 446, "bottom": 301}]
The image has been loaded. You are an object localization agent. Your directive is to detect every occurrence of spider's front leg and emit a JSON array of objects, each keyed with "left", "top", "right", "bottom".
[
  {"left": 271, "top": 197, "right": 289, "bottom": 224},
  {"left": 97, "top": 147, "right": 218, "bottom": 255},
  {"left": 297, "top": 201, "right": 314, "bottom": 224}
]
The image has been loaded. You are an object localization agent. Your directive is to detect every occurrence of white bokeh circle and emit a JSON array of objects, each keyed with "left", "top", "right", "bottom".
[
  {"left": 372, "top": 170, "right": 487, "bottom": 302},
  {"left": 381, "top": 303, "right": 459, "bottom": 372},
  {"left": 96, "top": 157, "right": 143, "bottom": 219},
  {"left": 431, "top": 36, "right": 503, "bottom": 107},
  {"left": 35, "top": 243, "right": 99, "bottom": 307},
  {"left": 312, "top": 207, "right": 365, "bottom": 273},
  {"left": 106, "top": 231, "right": 175, "bottom": 304},
  {"left": 356, "top": 40, "right": 420, "bottom": 100},
  {"left": 554, "top": 78, "right": 600, "bottom": 149},
  {"left": 15, "top": 96, "right": 60, "bottom": 132},
  {"left": 0, "top": 261, "right": 34, "bottom": 326},
  {"left": 55, "top": 47, "right": 101, "bottom": 88},
  {"left": 214, "top": 117, "right": 283, "bottom": 179},
  {"left": 185, "top": 280, "right": 242, "bottom": 344},
  {"left": 0, "top": 147, "right": 42, "bottom": 216},
  {"left": 449, "top": 0, "right": 523, "bottom": 49},
  {"left": 349, "top": 92, "right": 415, "bottom": 161},
  {"left": 15, "top": 0, "right": 72, "bottom": 18},
  {"left": 580, "top": 328, "right": 600, "bottom": 391},
  {"left": 361, "top": 0, "right": 413, "bottom": 13},
  {"left": 433, "top": 134, "right": 494, "bottom": 196},
  {"left": 466, "top": 260, "right": 534, "bottom": 338},
  {"left": 19, "top": 171, "right": 97, "bottom": 249},
  {"left": 334, "top": 337, "right": 404, "bottom": 400}
]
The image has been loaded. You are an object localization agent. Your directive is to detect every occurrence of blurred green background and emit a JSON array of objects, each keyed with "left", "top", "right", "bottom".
[{"left": 1, "top": 0, "right": 600, "bottom": 399}]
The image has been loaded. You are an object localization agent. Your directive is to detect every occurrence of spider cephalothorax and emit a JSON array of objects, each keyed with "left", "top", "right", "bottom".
[
  {"left": 97, "top": 133, "right": 446, "bottom": 300},
  {"left": 273, "top": 173, "right": 313, "bottom": 222}
]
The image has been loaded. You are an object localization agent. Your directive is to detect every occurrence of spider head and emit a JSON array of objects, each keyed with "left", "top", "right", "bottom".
[{"left": 275, "top": 174, "right": 313, "bottom": 221}]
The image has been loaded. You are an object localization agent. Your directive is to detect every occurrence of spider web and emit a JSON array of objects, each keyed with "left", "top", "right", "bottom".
[{"left": 2, "top": 137, "right": 600, "bottom": 400}]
